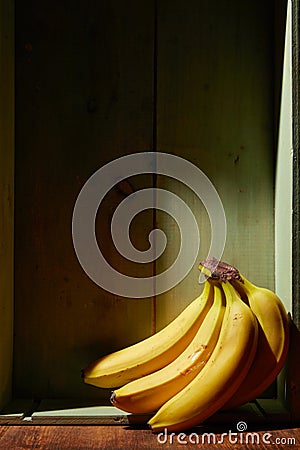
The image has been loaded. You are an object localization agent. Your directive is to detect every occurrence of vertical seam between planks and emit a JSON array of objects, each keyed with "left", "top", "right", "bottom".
[{"left": 152, "top": 0, "right": 158, "bottom": 334}]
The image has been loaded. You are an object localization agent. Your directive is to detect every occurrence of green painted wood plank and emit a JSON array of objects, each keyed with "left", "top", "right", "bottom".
[
  {"left": 0, "top": 0, "right": 14, "bottom": 410},
  {"left": 26, "top": 399, "right": 264, "bottom": 426},
  {"left": 30, "top": 400, "right": 151, "bottom": 425},
  {"left": 155, "top": 0, "right": 276, "bottom": 331},
  {"left": 0, "top": 399, "right": 35, "bottom": 424},
  {"left": 206, "top": 403, "right": 266, "bottom": 425},
  {"left": 275, "top": 0, "right": 293, "bottom": 314},
  {"left": 257, "top": 399, "right": 291, "bottom": 422},
  {"left": 292, "top": 0, "right": 300, "bottom": 332},
  {"left": 14, "top": 0, "right": 155, "bottom": 400}
]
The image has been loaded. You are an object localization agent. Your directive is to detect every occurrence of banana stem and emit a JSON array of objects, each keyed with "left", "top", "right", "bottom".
[
  {"left": 199, "top": 258, "right": 259, "bottom": 303},
  {"left": 199, "top": 257, "right": 242, "bottom": 283}
]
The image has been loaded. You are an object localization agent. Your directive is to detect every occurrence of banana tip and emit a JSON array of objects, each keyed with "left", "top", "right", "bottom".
[{"left": 147, "top": 420, "right": 154, "bottom": 432}]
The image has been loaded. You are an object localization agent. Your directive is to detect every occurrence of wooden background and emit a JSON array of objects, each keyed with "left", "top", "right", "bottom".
[
  {"left": 13, "top": 0, "right": 286, "bottom": 402},
  {"left": 0, "top": 0, "right": 14, "bottom": 410}
]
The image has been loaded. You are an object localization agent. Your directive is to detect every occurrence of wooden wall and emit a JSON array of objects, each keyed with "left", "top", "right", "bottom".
[
  {"left": 14, "top": 0, "right": 155, "bottom": 400},
  {"left": 14, "top": 0, "right": 281, "bottom": 401},
  {"left": 0, "top": 0, "right": 14, "bottom": 409},
  {"left": 155, "top": 0, "right": 276, "bottom": 329}
]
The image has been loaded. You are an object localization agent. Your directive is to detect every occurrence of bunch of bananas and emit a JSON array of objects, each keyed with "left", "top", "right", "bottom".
[{"left": 83, "top": 258, "right": 290, "bottom": 433}]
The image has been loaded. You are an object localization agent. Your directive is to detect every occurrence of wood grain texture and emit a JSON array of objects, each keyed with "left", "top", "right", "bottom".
[
  {"left": 18, "top": 399, "right": 263, "bottom": 426},
  {"left": 0, "top": 0, "right": 14, "bottom": 410},
  {"left": 1, "top": 398, "right": 289, "bottom": 427},
  {"left": 14, "top": 0, "right": 154, "bottom": 400},
  {"left": 0, "top": 398, "right": 36, "bottom": 425},
  {"left": 0, "top": 425, "right": 299, "bottom": 449},
  {"left": 274, "top": 0, "right": 292, "bottom": 314},
  {"left": 11, "top": 0, "right": 296, "bottom": 416},
  {"left": 0, "top": 427, "right": 9, "bottom": 441},
  {"left": 155, "top": 0, "right": 276, "bottom": 329},
  {"left": 292, "top": 0, "right": 300, "bottom": 330}
]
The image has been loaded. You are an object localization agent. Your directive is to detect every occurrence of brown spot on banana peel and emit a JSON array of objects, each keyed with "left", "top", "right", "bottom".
[
  {"left": 187, "top": 345, "right": 208, "bottom": 360},
  {"left": 178, "top": 347, "right": 212, "bottom": 376},
  {"left": 180, "top": 359, "right": 207, "bottom": 376},
  {"left": 233, "top": 313, "right": 243, "bottom": 320}
]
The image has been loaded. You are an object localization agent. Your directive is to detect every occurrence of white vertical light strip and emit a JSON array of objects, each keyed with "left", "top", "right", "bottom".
[{"left": 275, "top": 0, "right": 293, "bottom": 312}]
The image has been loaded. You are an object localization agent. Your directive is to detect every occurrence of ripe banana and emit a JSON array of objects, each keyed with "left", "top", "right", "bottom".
[
  {"left": 223, "top": 275, "right": 290, "bottom": 410},
  {"left": 83, "top": 280, "right": 213, "bottom": 388},
  {"left": 111, "top": 282, "right": 225, "bottom": 413},
  {"left": 148, "top": 282, "right": 258, "bottom": 433}
]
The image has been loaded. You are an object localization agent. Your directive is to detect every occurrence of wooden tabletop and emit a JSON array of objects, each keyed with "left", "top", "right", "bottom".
[{"left": 0, "top": 424, "right": 299, "bottom": 449}]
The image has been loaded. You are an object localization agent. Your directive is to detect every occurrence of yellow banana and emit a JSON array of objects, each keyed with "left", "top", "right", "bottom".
[
  {"left": 111, "top": 282, "right": 225, "bottom": 413},
  {"left": 223, "top": 275, "right": 290, "bottom": 410},
  {"left": 148, "top": 282, "right": 258, "bottom": 433},
  {"left": 83, "top": 281, "right": 213, "bottom": 388}
]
